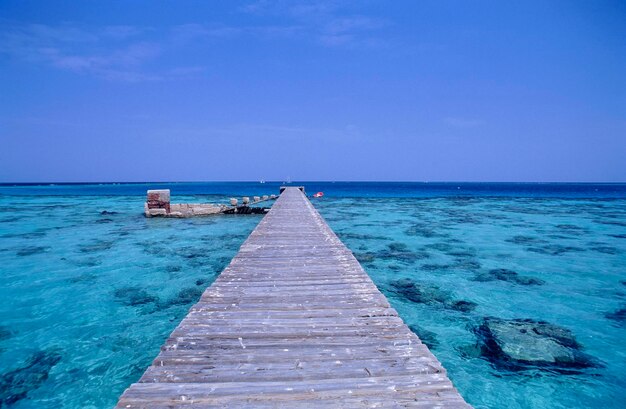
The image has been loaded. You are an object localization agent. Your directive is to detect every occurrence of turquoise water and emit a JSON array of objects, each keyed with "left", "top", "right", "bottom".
[
  {"left": 1, "top": 183, "right": 625, "bottom": 408},
  {"left": 316, "top": 196, "right": 626, "bottom": 409},
  {"left": 0, "top": 194, "right": 263, "bottom": 408}
]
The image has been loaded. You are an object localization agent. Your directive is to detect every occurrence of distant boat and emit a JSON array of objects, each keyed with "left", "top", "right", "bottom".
[{"left": 259, "top": 180, "right": 265, "bottom": 184}]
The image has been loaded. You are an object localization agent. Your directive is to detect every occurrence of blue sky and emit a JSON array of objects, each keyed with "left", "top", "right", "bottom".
[{"left": 1, "top": 1, "right": 624, "bottom": 182}]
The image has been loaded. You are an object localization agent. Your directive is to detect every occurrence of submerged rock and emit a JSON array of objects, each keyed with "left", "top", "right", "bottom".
[
  {"left": 453, "top": 259, "right": 482, "bottom": 271},
  {"left": 473, "top": 317, "right": 599, "bottom": 373},
  {"left": 354, "top": 243, "right": 431, "bottom": 265},
  {"left": 473, "top": 269, "right": 545, "bottom": 286},
  {"left": 388, "top": 278, "right": 476, "bottom": 312},
  {"left": 0, "top": 326, "right": 12, "bottom": 341},
  {"left": 389, "top": 278, "right": 450, "bottom": 305},
  {"left": 589, "top": 245, "right": 619, "bottom": 255},
  {"left": 424, "top": 242, "right": 454, "bottom": 252},
  {"left": 505, "top": 235, "right": 547, "bottom": 246},
  {"left": 113, "top": 287, "right": 159, "bottom": 307},
  {"left": 79, "top": 240, "right": 115, "bottom": 253},
  {"left": 404, "top": 224, "right": 442, "bottom": 238},
  {"left": 420, "top": 263, "right": 454, "bottom": 272},
  {"left": 449, "top": 300, "right": 478, "bottom": 312},
  {"left": 159, "top": 287, "right": 204, "bottom": 309},
  {"left": 70, "top": 257, "right": 102, "bottom": 267},
  {"left": 376, "top": 243, "right": 430, "bottom": 264},
  {"left": 354, "top": 252, "right": 376, "bottom": 264},
  {"left": 67, "top": 273, "right": 98, "bottom": 284},
  {"left": 605, "top": 307, "right": 626, "bottom": 326},
  {"left": 195, "top": 278, "right": 208, "bottom": 286},
  {"left": 408, "top": 324, "right": 439, "bottom": 349},
  {"left": 445, "top": 249, "right": 476, "bottom": 258},
  {"left": 2, "top": 230, "right": 47, "bottom": 239},
  {"left": 0, "top": 350, "right": 62, "bottom": 406},
  {"left": 100, "top": 210, "right": 118, "bottom": 215},
  {"left": 527, "top": 245, "right": 584, "bottom": 256},
  {"left": 555, "top": 224, "right": 586, "bottom": 234},
  {"left": 336, "top": 232, "right": 390, "bottom": 241},
  {"left": 165, "top": 265, "right": 182, "bottom": 273},
  {"left": 16, "top": 246, "right": 50, "bottom": 256}
]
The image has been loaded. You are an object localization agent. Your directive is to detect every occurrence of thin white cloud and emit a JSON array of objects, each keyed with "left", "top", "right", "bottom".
[
  {"left": 0, "top": 21, "right": 201, "bottom": 82},
  {"left": 240, "top": 0, "right": 389, "bottom": 47},
  {"left": 0, "top": 1, "right": 390, "bottom": 81}
]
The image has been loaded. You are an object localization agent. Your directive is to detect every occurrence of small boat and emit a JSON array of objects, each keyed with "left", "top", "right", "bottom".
[{"left": 312, "top": 192, "right": 324, "bottom": 198}]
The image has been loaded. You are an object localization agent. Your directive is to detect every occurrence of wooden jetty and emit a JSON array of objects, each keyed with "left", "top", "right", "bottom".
[{"left": 118, "top": 187, "right": 470, "bottom": 408}]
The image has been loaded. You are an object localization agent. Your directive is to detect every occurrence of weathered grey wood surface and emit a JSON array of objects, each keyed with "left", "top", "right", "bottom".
[{"left": 117, "top": 187, "right": 470, "bottom": 408}]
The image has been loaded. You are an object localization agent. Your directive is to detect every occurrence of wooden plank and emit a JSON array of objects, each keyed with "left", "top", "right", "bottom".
[{"left": 116, "top": 187, "right": 471, "bottom": 408}]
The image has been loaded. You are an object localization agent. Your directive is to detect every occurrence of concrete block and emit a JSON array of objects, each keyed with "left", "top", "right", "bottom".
[{"left": 148, "top": 208, "right": 167, "bottom": 216}]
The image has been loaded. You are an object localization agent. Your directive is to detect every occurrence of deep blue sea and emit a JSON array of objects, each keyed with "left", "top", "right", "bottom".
[{"left": 1, "top": 182, "right": 625, "bottom": 408}]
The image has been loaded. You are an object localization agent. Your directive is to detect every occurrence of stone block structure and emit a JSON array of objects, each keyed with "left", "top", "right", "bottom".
[{"left": 145, "top": 190, "right": 171, "bottom": 216}]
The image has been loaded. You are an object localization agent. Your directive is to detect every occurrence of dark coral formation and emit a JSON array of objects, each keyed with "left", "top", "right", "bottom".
[
  {"left": 449, "top": 300, "right": 478, "bottom": 312},
  {"left": 165, "top": 287, "right": 204, "bottom": 307},
  {"left": 113, "top": 287, "right": 159, "bottom": 307},
  {"left": 420, "top": 263, "right": 454, "bottom": 272},
  {"left": 16, "top": 246, "right": 50, "bottom": 256},
  {"left": 165, "top": 265, "right": 182, "bottom": 273},
  {"left": 505, "top": 235, "right": 547, "bottom": 246},
  {"left": 0, "top": 326, "right": 12, "bottom": 341},
  {"left": 0, "top": 350, "right": 62, "bottom": 406},
  {"left": 526, "top": 244, "right": 584, "bottom": 256},
  {"left": 354, "top": 243, "right": 430, "bottom": 265},
  {"left": 336, "top": 232, "right": 390, "bottom": 241},
  {"left": 605, "top": 306, "right": 626, "bottom": 326},
  {"left": 473, "top": 317, "right": 599, "bottom": 373},
  {"left": 589, "top": 245, "right": 619, "bottom": 255},
  {"left": 473, "top": 269, "right": 545, "bottom": 286},
  {"left": 79, "top": 240, "right": 115, "bottom": 253},
  {"left": 408, "top": 324, "right": 439, "bottom": 349},
  {"left": 388, "top": 278, "right": 476, "bottom": 313},
  {"left": 377, "top": 243, "right": 430, "bottom": 263},
  {"left": 404, "top": 222, "right": 445, "bottom": 238},
  {"left": 354, "top": 252, "right": 376, "bottom": 264},
  {"left": 453, "top": 260, "right": 482, "bottom": 271},
  {"left": 195, "top": 278, "right": 209, "bottom": 286}
]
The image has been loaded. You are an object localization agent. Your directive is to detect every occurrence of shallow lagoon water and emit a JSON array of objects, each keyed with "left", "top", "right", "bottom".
[
  {"left": 0, "top": 183, "right": 625, "bottom": 408},
  {"left": 0, "top": 193, "right": 262, "bottom": 408},
  {"left": 316, "top": 196, "right": 626, "bottom": 409}
]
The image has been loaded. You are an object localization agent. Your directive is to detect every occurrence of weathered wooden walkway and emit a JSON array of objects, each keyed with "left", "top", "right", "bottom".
[{"left": 117, "top": 187, "right": 470, "bottom": 408}]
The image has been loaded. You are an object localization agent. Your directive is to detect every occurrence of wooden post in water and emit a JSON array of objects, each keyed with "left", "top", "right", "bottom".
[{"left": 117, "top": 187, "right": 471, "bottom": 408}]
